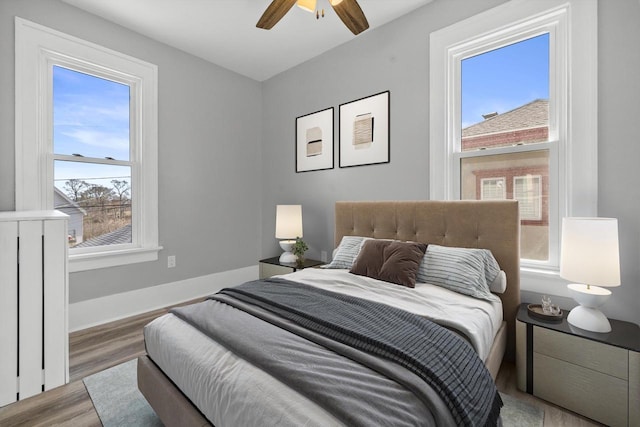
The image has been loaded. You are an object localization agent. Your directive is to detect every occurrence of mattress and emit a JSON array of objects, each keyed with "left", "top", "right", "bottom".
[
  {"left": 145, "top": 312, "right": 347, "bottom": 426},
  {"left": 144, "top": 270, "right": 504, "bottom": 426}
]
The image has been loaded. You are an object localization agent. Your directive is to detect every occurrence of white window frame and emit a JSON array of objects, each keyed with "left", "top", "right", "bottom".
[
  {"left": 429, "top": 0, "right": 597, "bottom": 293},
  {"left": 480, "top": 177, "right": 506, "bottom": 200},
  {"left": 513, "top": 175, "right": 543, "bottom": 221},
  {"left": 15, "top": 17, "right": 160, "bottom": 272}
]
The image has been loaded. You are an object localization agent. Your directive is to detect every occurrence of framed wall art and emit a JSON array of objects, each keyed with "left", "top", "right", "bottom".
[
  {"left": 295, "top": 107, "right": 334, "bottom": 173},
  {"left": 339, "top": 91, "right": 390, "bottom": 168}
]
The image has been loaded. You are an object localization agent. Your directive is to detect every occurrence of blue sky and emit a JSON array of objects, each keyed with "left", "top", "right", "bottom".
[
  {"left": 53, "top": 66, "right": 131, "bottom": 192},
  {"left": 461, "top": 33, "right": 549, "bottom": 128}
]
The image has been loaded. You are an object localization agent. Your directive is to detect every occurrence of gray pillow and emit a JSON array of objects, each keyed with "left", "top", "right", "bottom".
[
  {"left": 323, "top": 236, "right": 370, "bottom": 269},
  {"left": 417, "top": 244, "right": 500, "bottom": 301}
]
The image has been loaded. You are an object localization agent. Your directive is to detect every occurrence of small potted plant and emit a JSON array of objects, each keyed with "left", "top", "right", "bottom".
[{"left": 292, "top": 237, "right": 308, "bottom": 267}]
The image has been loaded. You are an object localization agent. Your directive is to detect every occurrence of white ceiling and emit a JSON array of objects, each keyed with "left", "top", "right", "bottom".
[{"left": 60, "top": 0, "right": 433, "bottom": 81}]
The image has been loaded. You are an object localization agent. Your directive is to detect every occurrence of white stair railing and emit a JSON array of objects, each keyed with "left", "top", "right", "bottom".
[{"left": 0, "top": 210, "right": 69, "bottom": 407}]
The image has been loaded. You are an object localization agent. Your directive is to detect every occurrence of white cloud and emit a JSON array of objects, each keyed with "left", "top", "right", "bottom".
[
  {"left": 62, "top": 129, "right": 129, "bottom": 152},
  {"left": 54, "top": 101, "right": 129, "bottom": 127}
]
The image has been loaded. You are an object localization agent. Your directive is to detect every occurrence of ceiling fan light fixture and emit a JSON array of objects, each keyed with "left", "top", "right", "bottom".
[
  {"left": 296, "top": 0, "right": 317, "bottom": 13},
  {"left": 257, "top": 0, "right": 369, "bottom": 36}
]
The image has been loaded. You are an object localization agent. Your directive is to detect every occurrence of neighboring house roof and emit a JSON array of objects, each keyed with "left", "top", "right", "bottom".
[
  {"left": 74, "top": 224, "right": 131, "bottom": 248},
  {"left": 53, "top": 187, "right": 87, "bottom": 215},
  {"left": 462, "top": 99, "right": 548, "bottom": 137}
]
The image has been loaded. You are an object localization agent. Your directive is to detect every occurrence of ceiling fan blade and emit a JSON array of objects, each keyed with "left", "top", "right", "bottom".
[
  {"left": 256, "top": 0, "right": 298, "bottom": 30},
  {"left": 330, "top": 0, "right": 369, "bottom": 35}
]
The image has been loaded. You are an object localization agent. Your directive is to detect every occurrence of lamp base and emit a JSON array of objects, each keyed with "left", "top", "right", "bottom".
[
  {"left": 566, "top": 283, "right": 612, "bottom": 333},
  {"left": 567, "top": 306, "right": 612, "bottom": 333},
  {"left": 279, "top": 251, "right": 296, "bottom": 263},
  {"left": 279, "top": 240, "right": 296, "bottom": 264}
]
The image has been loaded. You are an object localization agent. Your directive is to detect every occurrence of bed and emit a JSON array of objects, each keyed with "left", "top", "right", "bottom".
[{"left": 138, "top": 200, "right": 520, "bottom": 426}]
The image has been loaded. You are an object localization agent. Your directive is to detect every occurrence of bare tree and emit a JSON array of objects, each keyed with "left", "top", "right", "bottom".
[
  {"left": 64, "top": 179, "right": 88, "bottom": 202},
  {"left": 111, "top": 179, "right": 130, "bottom": 217},
  {"left": 82, "top": 185, "right": 114, "bottom": 210}
]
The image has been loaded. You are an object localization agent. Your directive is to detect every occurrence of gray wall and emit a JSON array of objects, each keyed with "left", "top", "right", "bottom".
[
  {"left": 260, "top": 0, "right": 640, "bottom": 326},
  {"left": 597, "top": 0, "right": 640, "bottom": 325},
  {"left": 0, "top": 0, "right": 263, "bottom": 303}
]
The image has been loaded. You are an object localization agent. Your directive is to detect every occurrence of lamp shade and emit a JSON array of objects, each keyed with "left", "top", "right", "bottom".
[
  {"left": 560, "top": 217, "right": 620, "bottom": 287},
  {"left": 296, "top": 0, "right": 316, "bottom": 13},
  {"left": 275, "top": 205, "right": 303, "bottom": 239}
]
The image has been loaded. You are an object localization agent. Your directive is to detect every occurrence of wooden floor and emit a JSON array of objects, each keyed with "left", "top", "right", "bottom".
[{"left": 0, "top": 300, "right": 602, "bottom": 427}]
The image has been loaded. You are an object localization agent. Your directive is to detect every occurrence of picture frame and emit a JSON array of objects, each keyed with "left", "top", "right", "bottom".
[
  {"left": 295, "top": 107, "right": 334, "bottom": 173},
  {"left": 339, "top": 91, "right": 390, "bottom": 168}
]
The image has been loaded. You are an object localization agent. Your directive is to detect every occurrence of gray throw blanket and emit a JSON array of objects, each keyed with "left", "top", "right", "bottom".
[{"left": 173, "top": 278, "right": 502, "bottom": 426}]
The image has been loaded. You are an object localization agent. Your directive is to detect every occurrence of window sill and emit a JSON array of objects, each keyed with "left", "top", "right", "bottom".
[
  {"left": 520, "top": 266, "right": 570, "bottom": 298},
  {"left": 69, "top": 246, "right": 163, "bottom": 272}
]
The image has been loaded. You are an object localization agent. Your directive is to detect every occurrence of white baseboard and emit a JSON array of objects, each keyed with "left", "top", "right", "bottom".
[{"left": 69, "top": 265, "right": 258, "bottom": 332}]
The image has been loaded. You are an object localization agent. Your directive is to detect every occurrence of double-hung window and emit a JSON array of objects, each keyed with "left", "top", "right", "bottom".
[
  {"left": 15, "top": 18, "right": 159, "bottom": 272},
  {"left": 429, "top": 0, "right": 597, "bottom": 291},
  {"left": 53, "top": 66, "right": 133, "bottom": 250}
]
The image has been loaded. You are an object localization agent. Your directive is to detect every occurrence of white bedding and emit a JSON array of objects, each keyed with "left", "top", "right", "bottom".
[
  {"left": 284, "top": 268, "right": 503, "bottom": 361},
  {"left": 144, "top": 269, "right": 503, "bottom": 426},
  {"left": 145, "top": 313, "right": 344, "bottom": 427}
]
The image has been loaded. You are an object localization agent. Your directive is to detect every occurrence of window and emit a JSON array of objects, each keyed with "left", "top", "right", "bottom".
[
  {"left": 430, "top": 0, "right": 597, "bottom": 284},
  {"left": 514, "top": 175, "right": 542, "bottom": 221},
  {"left": 458, "top": 33, "right": 550, "bottom": 261},
  {"left": 16, "top": 18, "right": 160, "bottom": 272},
  {"left": 480, "top": 178, "right": 506, "bottom": 200},
  {"left": 461, "top": 150, "right": 550, "bottom": 261},
  {"left": 53, "top": 66, "right": 133, "bottom": 249},
  {"left": 461, "top": 31, "right": 552, "bottom": 263}
]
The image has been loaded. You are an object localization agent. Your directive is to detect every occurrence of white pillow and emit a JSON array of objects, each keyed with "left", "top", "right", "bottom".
[
  {"left": 489, "top": 270, "right": 507, "bottom": 294},
  {"left": 323, "top": 236, "right": 370, "bottom": 269}
]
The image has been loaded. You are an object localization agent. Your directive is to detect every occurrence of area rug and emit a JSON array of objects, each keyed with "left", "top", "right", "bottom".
[
  {"left": 84, "top": 360, "right": 544, "bottom": 427},
  {"left": 500, "top": 392, "right": 544, "bottom": 427},
  {"left": 83, "top": 359, "right": 162, "bottom": 427}
]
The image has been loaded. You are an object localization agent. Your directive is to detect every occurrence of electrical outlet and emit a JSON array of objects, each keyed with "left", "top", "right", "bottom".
[
  {"left": 167, "top": 255, "right": 176, "bottom": 268},
  {"left": 321, "top": 251, "right": 327, "bottom": 262}
]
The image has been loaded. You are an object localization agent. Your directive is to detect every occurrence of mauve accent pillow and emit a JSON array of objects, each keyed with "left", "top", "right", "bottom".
[{"left": 350, "top": 240, "right": 427, "bottom": 288}]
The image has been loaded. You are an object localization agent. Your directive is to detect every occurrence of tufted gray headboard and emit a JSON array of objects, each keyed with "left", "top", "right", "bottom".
[{"left": 335, "top": 200, "right": 521, "bottom": 361}]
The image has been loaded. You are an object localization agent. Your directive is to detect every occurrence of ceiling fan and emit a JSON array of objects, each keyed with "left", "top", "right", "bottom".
[{"left": 257, "top": 0, "right": 369, "bottom": 35}]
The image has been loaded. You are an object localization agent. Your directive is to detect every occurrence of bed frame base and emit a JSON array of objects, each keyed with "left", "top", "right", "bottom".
[
  {"left": 137, "top": 355, "right": 212, "bottom": 427},
  {"left": 138, "top": 322, "right": 506, "bottom": 427},
  {"left": 486, "top": 321, "right": 507, "bottom": 380}
]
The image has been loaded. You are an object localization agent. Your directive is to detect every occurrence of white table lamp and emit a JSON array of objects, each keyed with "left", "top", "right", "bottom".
[
  {"left": 560, "top": 217, "right": 620, "bottom": 333},
  {"left": 275, "top": 205, "right": 303, "bottom": 263}
]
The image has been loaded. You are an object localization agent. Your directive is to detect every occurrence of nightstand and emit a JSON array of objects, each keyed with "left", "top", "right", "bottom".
[
  {"left": 516, "top": 303, "right": 640, "bottom": 426},
  {"left": 258, "top": 256, "right": 324, "bottom": 279}
]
